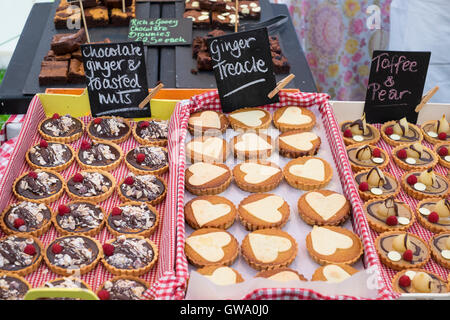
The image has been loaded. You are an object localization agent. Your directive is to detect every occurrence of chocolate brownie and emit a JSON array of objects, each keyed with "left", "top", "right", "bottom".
[
  {"left": 184, "top": 10, "right": 211, "bottom": 28},
  {"left": 104, "top": 0, "right": 133, "bottom": 8},
  {"left": 51, "top": 28, "right": 87, "bottom": 55},
  {"left": 84, "top": 6, "right": 109, "bottom": 27},
  {"left": 197, "top": 51, "right": 213, "bottom": 71},
  {"left": 207, "top": 29, "right": 226, "bottom": 38},
  {"left": 211, "top": 12, "right": 238, "bottom": 30},
  {"left": 269, "top": 36, "right": 281, "bottom": 54},
  {"left": 54, "top": 0, "right": 82, "bottom": 29},
  {"left": 185, "top": 0, "right": 201, "bottom": 10},
  {"left": 39, "top": 61, "right": 68, "bottom": 85},
  {"left": 199, "top": 0, "right": 228, "bottom": 12},
  {"left": 68, "top": 59, "right": 85, "bottom": 83},
  {"left": 238, "top": 1, "right": 260, "bottom": 20},
  {"left": 110, "top": 3, "right": 136, "bottom": 26},
  {"left": 272, "top": 53, "right": 290, "bottom": 74},
  {"left": 44, "top": 50, "right": 71, "bottom": 62},
  {"left": 192, "top": 36, "right": 207, "bottom": 58}
]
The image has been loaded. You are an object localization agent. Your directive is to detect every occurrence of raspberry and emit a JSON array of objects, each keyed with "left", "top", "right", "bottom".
[
  {"left": 359, "top": 182, "right": 369, "bottom": 192},
  {"left": 124, "top": 176, "right": 134, "bottom": 185},
  {"left": 39, "top": 140, "right": 48, "bottom": 148},
  {"left": 372, "top": 148, "right": 381, "bottom": 158},
  {"left": 24, "top": 244, "right": 36, "bottom": 256},
  {"left": 52, "top": 243, "right": 63, "bottom": 254},
  {"left": 52, "top": 113, "right": 60, "bottom": 120},
  {"left": 397, "top": 149, "right": 407, "bottom": 159},
  {"left": 58, "top": 204, "right": 70, "bottom": 216},
  {"left": 28, "top": 171, "right": 38, "bottom": 179},
  {"left": 136, "top": 153, "right": 146, "bottom": 163},
  {"left": 399, "top": 275, "right": 411, "bottom": 287},
  {"left": 438, "top": 132, "right": 447, "bottom": 140},
  {"left": 73, "top": 173, "right": 84, "bottom": 183},
  {"left": 14, "top": 218, "right": 25, "bottom": 229},
  {"left": 386, "top": 216, "right": 398, "bottom": 226},
  {"left": 406, "top": 175, "right": 418, "bottom": 185},
  {"left": 97, "top": 289, "right": 110, "bottom": 300},
  {"left": 428, "top": 211, "right": 439, "bottom": 223},
  {"left": 438, "top": 147, "right": 448, "bottom": 157},
  {"left": 385, "top": 127, "right": 394, "bottom": 135},
  {"left": 93, "top": 118, "right": 102, "bottom": 125},
  {"left": 402, "top": 249, "right": 413, "bottom": 262},
  {"left": 139, "top": 121, "right": 149, "bottom": 128},
  {"left": 80, "top": 141, "right": 92, "bottom": 150},
  {"left": 343, "top": 129, "right": 353, "bottom": 138},
  {"left": 103, "top": 243, "right": 115, "bottom": 256},
  {"left": 111, "top": 207, "right": 122, "bottom": 216}
]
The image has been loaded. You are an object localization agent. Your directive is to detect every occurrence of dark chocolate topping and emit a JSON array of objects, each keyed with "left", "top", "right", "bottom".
[
  {"left": 41, "top": 115, "right": 83, "bottom": 138},
  {"left": 46, "top": 235, "right": 99, "bottom": 269},
  {"left": 108, "top": 203, "right": 157, "bottom": 234},
  {"left": 56, "top": 202, "right": 104, "bottom": 232},
  {"left": 4, "top": 202, "right": 51, "bottom": 232},
  {"left": 89, "top": 117, "right": 129, "bottom": 140},
  {"left": 102, "top": 278, "right": 147, "bottom": 300},
  {"left": 0, "top": 236, "right": 40, "bottom": 272},
  {"left": 136, "top": 120, "right": 168, "bottom": 141},
  {"left": 120, "top": 175, "right": 165, "bottom": 202},
  {"left": 105, "top": 236, "right": 154, "bottom": 270},
  {"left": 28, "top": 143, "right": 72, "bottom": 167},
  {"left": 0, "top": 275, "right": 29, "bottom": 300},
  {"left": 126, "top": 146, "right": 168, "bottom": 171},
  {"left": 67, "top": 172, "right": 112, "bottom": 197},
  {"left": 78, "top": 143, "right": 120, "bottom": 166},
  {"left": 15, "top": 172, "right": 62, "bottom": 200}
]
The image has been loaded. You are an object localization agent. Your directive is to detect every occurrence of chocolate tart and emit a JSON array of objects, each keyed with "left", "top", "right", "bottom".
[
  {"left": 283, "top": 156, "right": 333, "bottom": 190},
  {"left": 87, "top": 116, "right": 131, "bottom": 144},
  {"left": 238, "top": 193, "right": 290, "bottom": 231},
  {"left": 185, "top": 162, "right": 232, "bottom": 196},
  {"left": 66, "top": 170, "right": 116, "bottom": 203},
  {"left": 53, "top": 201, "right": 105, "bottom": 236},
  {"left": 231, "top": 132, "right": 273, "bottom": 160},
  {"left": 255, "top": 268, "right": 307, "bottom": 282},
  {"left": 13, "top": 170, "right": 65, "bottom": 204},
  {"left": 186, "top": 135, "right": 228, "bottom": 163},
  {"left": 306, "top": 226, "right": 363, "bottom": 265},
  {"left": 355, "top": 168, "right": 400, "bottom": 201},
  {"left": 102, "top": 235, "right": 158, "bottom": 276},
  {"left": 125, "top": 145, "right": 169, "bottom": 175},
  {"left": 429, "top": 231, "right": 450, "bottom": 269},
  {"left": 44, "top": 235, "right": 101, "bottom": 276},
  {"left": 184, "top": 195, "right": 237, "bottom": 230},
  {"left": 375, "top": 231, "right": 430, "bottom": 271},
  {"left": 133, "top": 119, "right": 168, "bottom": 146},
  {"left": 401, "top": 171, "right": 449, "bottom": 200},
  {"left": 0, "top": 234, "right": 43, "bottom": 276},
  {"left": 106, "top": 202, "right": 159, "bottom": 237},
  {"left": 188, "top": 110, "right": 229, "bottom": 136},
  {"left": 277, "top": 130, "right": 321, "bottom": 158},
  {"left": 228, "top": 107, "right": 271, "bottom": 132},
  {"left": 311, "top": 264, "right": 358, "bottom": 283},
  {"left": 117, "top": 174, "right": 167, "bottom": 206},
  {"left": 26, "top": 141, "right": 75, "bottom": 172},
  {"left": 1, "top": 201, "right": 52, "bottom": 237},
  {"left": 346, "top": 144, "right": 389, "bottom": 172},
  {"left": 434, "top": 142, "right": 450, "bottom": 169},
  {"left": 38, "top": 114, "right": 84, "bottom": 143},
  {"left": 76, "top": 140, "right": 123, "bottom": 171},
  {"left": 197, "top": 266, "right": 245, "bottom": 286},
  {"left": 97, "top": 276, "right": 149, "bottom": 300},
  {"left": 39, "top": 277, "right": 92, "bottom": 300},
  {"left": 415, "top": 198, "right": 450, "bottom": 234},
  {"left": 273, "top": 106, "right": 316, "bottom": 133},
  {"left": 340, "top": 119, "right": 380, "bottom": 146},
  {"left": 233, "top": 161, "right": 282, "bottom": 193},
  {"left": 391, "top": 144, "right": 437, "bottom": 171},
  {"left": 364, "top": 197, "right": 414, "bottom": 233},
  {"left": 298, "top": 190, "right": 350, "bottom": 226},
  {"left": 185, "top": 228, "right": 239, "bottom": 268},
  {"left": 0, "top": 273, "right": 31, "bottom": 300},
  {"left": 392, "top": 269, "right": 448, "bottom": 294},
  {"left": 381, "top": 120, "right": 423, "bottom": 147},
  {"left": 241, "top": 228, "right": 297, "bottom": 271},
  {"left": 421, "top": 119, "right": 450, "bottom": 145}
]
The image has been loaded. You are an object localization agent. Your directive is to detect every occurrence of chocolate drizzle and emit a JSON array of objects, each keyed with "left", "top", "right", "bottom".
[
  {"left": 105, "top": 236, "right": 154, "bottom": 270},
  {"left": 102, "top": 278, "right": 147, "bottom": 300},
  {"left": 0, "top": 275, "right": 29, "bottom": 300},
  {"left": 41, "top": 115, "right": 82, "bottom": 138},
  {"left": 28, "top": 143, "right": 72, "bottom": 167},
  {"left": 46, "top": 236, "right": 99, "bottom": 269},
  {"left": 0, "top": 236, "right": 40, "bottom": 272},
  {"left": 15, "top": 172, "right": 62, "bottom": 200},
  {"left": 4, "top": 202, "right": 51, "bottom": 232},
  {"left": 136, "top": 120, "right": 168, "bottom": 141},
  {"left": 108, "top": 203, "right": 157, "bottom": 234},
  {"left": 89, "top": 117, "right": 129, "bottom": 140},
  {"left": 78, "top": 143, "right": 119, "bottom": 166},
  {"left": 379, "top": 234, "right": 427, "bottom": 264},
  {"left": 126, "top": 146, "right": 168, "bottom": 171}
]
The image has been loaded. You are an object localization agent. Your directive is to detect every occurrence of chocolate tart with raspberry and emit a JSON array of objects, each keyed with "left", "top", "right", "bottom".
[
  {"left": 125, "top": 146, "right": 169, "bottom": 176},
  {"left": 26, "top": 140, "right": 75, "bottom": 172},
  {"left": 188, "top": 110, "right": 229, "bottom": 136},
  {"left": 97, "top": 276, "right": 149, "bottom": 300},
  {"left": 392, "top": 143, "right": 437, "bottom": 171},
  {"left": 429, "top": 231, "right": 450, "bottom": 269},
  {"left": 363, "top": 197, "right": 414, "bottom": 233},
  {"left": 102, "top": 235, "right": 158, "bottom": 276},
  {"left": 0, "top": 273, "right": 31, "bottom": 300},
  {"left": 434, "top": 142, "right": 450, "bottom": 169},
  {"left": 65, "top": 170, "right": 116, "bottom": 203},
  {"left": 38, "top": 113, "right": 84, "bottom": 143},
  {"left": 38, "top": 277, "right": 92, "bottom": 300},
  {"left": 117, "top": 174, "right": 167, "bottom": 206},
  {"left": 355, "top": 167, "right": 400, "bottom": 201},
  {"left": 346, "top": 144, "right": 389, "bottom": 172},
  {"left": 44, "top": 235, "right": 102, "bottom": 276},
  {"left": 380, "top": 118, "right": 423, "bottom": 147},
  {"left": 421, "top": 115, "right": 450, "bottom": 145},
  {"left": 392, "top": 269, "right": 448, "bottom": 294},
  {"left": 415, "top": 198, "right": 450, "bottom": 234},
  {"left": 76, "top": 140, "right": 123, "bottom": 172},
  {"left": 0, "top": 234, "right": 43, "bottom": 276},
  {"left": 401, "top": 169, "right": 449, "bottom": 200},
  {"left": 133, "top": 119, "right": 168, "bottom": 146},
  {"left": 87, "top": 116, "right": 131, "bottom": 144},
  {"left": 53, "top": 201, "right": 105, "bottom": 236},
  {"left": 1, "top": 201, "right": 52, "bottom": 237},
  {"left": 106, "top": 202, "right": 159, "bottom": 237},
  {"left": 340, "top": 115, "right": 380, "bottom": 146},
  {"left": 13, "top": 170, "right": 65, "bottom": 204}
]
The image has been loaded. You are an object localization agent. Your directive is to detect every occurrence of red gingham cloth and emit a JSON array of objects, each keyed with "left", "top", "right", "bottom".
[{"left": 169, "top": 90, "right": 399, "bottom": 300}]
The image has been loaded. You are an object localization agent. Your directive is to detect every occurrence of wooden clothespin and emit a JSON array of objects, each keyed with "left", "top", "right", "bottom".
[
  {"left": 415, "top": 86, "right": 439, "bottom": 113},
  {"left": 139, "top": 83, "right": 165, "bottom": 109},
  {"left": 234, "top": 0, "right": 239, "bottom": 33},
  {"left": 78, "top": 0, "right": 91, "bottom": 43},
  {"left": 268, "top": 74, "right": 295, "bottom": 99},
  {"left": 122, "top": 0, "right": 126, "bottom": 13}
]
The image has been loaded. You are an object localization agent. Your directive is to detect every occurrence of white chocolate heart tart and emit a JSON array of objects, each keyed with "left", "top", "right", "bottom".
[
  {"left": 233, "top": 161, "right": 283, "bottom": 192},
  {"left": 185, "top": 195, "right": 237, "bottom": 229},
  {"left": 185, "top": 162, "right": 232, "bottom": 195},
  {"left": 284, "top": 156, "right": 333, "bottom": 190},
  {"left": 273, "top": 106, "right": 316, "bottom": 132}
]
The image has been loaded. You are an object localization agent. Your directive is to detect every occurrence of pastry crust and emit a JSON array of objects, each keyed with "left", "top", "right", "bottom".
[
  {"left": 283, "top": 156, "right": 333, "bottom": 191},
  {"left": 277, "top": 130, "right": 321, "bottom": 158},
  {"left": 132, "top": 118, "right": 168, "bottom": 146},
  {"left": 75, "top": 141, "right": 124, "bottom": 172},
  {"left": 86, "top": 116, "right": 131, "bottom": 144},
  {"left": 65, "top": 169, "right": 116, "bottom": 203},
  {"left": 355, "top": 169, "right": 400, "bottom": 201},
  {"left": 311, "top": 264, "right": 358, "bottom": 282},
  {"left": 0, "top": 202, "right": 53, "bottom": 237},
  {"left": 256, "top": 267, "right": 307, "bottom": 281},
  {"left": 273, "top": 106, "right": 316, "bottom": 133},
  {"left": 429, "top": 231, "right": 450, "bottom": 269},
  {"left": 415, "top": 198, "right": 450, "bottom": 234},
  {"left": 231, "top": 132, "right": 273, "bottom": 160},
  {"left": 346, "top": 144, "right": 389, "bottom": 172},
  {"left": 186, "top": 136, "right": 229, "bottom": 163},
  {"left": 96, "top": 275, "right": 150, "bottom": 298},
  {"left": 117, "top": 175, "right": 167, "bottom": 206},
  {"left": 187, "top": 110, "right": 229, "bottom": 136},
  {"left": 340, "top": 121, "right": 380, "bottom": 146},
  {"left": 363, "top": 198, "right": 415, "bottom": 233},
  {"left": 233, "top": 161, "right": 283, "bottom": 193},
  {"left": 228, "top": 107, "right": 272, "bottom": 132},
  {"left": 391, "top": 144, "right": 438, "bottom": 171},
  {"left": 25, "top": 143, "right": 75, "bottom": 172},
  {"left": 434, "top": 142, "right": 450, "bottom": 169},
  {"left": 185, "top": 162, "right": 232, "bottom": 196},
  {"left": 184, "top": 196, "right": 237, "bottom": 230},
  {"left": 13, "top": 170, "right": 65, "bottom": 205},
  {"left": 38, "top": 116, "right": 85, "bottom": 143},
  {"left": 380, "top": 121, "right": 423, "bottom": 147},
  {"left": 0, "top": 234, "right": 43, "bottom": 276},
  {"left": 124, "top": 146, "right": 169, "bottom": 176},
  {"left": 401, "top": 171, "right": 449, "bottom": 200},
  {"left": 421, "top": 120, "right": 449, "bottom": 145}
]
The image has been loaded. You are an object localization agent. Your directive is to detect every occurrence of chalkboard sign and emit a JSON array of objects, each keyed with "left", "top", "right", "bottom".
[
  {"left": 128, "top": 18, "right": 192, "bottom": 46},
  {"left": 81, "top": 41, "right": 150, "bottom": 118},
  {"left": 363, "top": 50, "right": 431, "bottom": 124},
  {"left": 206, "top": 27, "right": 279, "bottom": 113}
]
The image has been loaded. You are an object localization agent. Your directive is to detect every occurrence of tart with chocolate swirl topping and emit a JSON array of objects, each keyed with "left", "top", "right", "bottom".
[
  {"left": 38, "top": 277, "right": 92, "bottom": 300},
  {"left": 26, "top": 140, "right": 74, "bottom": 172},
  {"left": 401, "top": 169, "right": 449, "bottom": 200},
  {"left": 0, "top": 273, "right": 31, "bottom": 300},
  {"left": 381, "top": 117, "right": 423, "bottom": 147},
  {"left": 76, "top": 140, "right": 123, "bottom": 172},
  {"left": 97, "top": 276, "right": 149, "bottom": 300},
  {"left": 87, "top": 116, "right": 131, "bottom": 144},
  {"left": 117, "top": 174, "right": 167, "bottom": 206},
  {"left": 65, "top": 170, "right": 116, "bottom": 203},
  {"left": 340, "top": 113, "right": 380, "bottom": 146},
  {"left": 392, "top": 269, "right": 448, "bottom": 294},
  {"left": 355, "top": 167, "right": 400, "bottom": 201},
  {"left": 38, "top": 113, "right": 84, "bottom": 143},
  {"left": 363, "top": 197, "right": 414, "bottom": 233},
  {"left": 125, "top": 146, "right": 169, "bottom": 176},
  {"left": 1, "top": 201, "right": 52, "bottom": 237},
  {"left": 53, "top": 201, "right": 105, "bottom": 236},
  {"left": 106, "top": 202, "right": 159, "bottom": 237},
  {"left": 133, "top": 119, "right": 168, "bottom": 146},
  {"left": 416, "top": 198, "right": 450, "bottom": 234},
  {"left": 392, "top": 143, "right": 437, "bottom": 171},
  {"left": 346, "top": 144, "right": 389, "bottom": 172},
  {"left": 421, "top": 114, "right": 450, "bottom": 145},
  {"left": 434, "top": 142, "right": 450, "bottom": 169},
  {"left": 13, "top": 170, "right": 64, "bottom": 204},
  {"left": 429, "top": 231, "right": 450, "bottom": 269},
  {"left": 0, "top": 234, "right": 43, "bottom": 276}
]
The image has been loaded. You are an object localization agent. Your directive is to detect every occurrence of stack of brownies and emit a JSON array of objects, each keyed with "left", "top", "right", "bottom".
[{"left": 54, "top": 0, "right": 136, "bottom": 29}]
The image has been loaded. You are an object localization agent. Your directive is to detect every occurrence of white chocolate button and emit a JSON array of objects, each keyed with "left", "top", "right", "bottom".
[
  {"left": 405, "top": 158, "right": 416, "bottom": 164},
  {"left": 441, "top": 250, "right": 450, "bottom": 260},
  {"left": 390, "top": 134, "right": 401, "bottom": 141},
  {"left": 397, "top": 217, "right": 410, "bottom": 225},
  {"left": 353, "top": 135, "right": 363, "bottom": 142},
  {"left": 427, "top": 131, "right": 438, "bottom": 138},
  {"left": 419, "top": 207, "right": 431, "bottom": 216},
  {"left": 370, "top": 188, "right": 383, "bottom": 195},
  {"left": 372, "top": 157, "right": 384, "bottom": 164},
  {"left": 445, "top": 156, "right": 450, "bottom": 162},
  {"left": 405, "top": 270, "right": 417, "bottom": 280},
  {"left": 414, "top": 183, "right": 426, "bottom": 191},
  {"left": 388, "top": 251, "right": 401, "bottom": 261}
]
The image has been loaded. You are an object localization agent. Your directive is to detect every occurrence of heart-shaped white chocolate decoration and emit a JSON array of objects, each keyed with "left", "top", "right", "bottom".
[
  {"left": 242, "top": 195, "right": 284, "bottom": 223},
  {"left": 322, "top": 265, "right": 352, "bottom": 283},
  {"left": 234, "top": 133, "right": 272, "bottom": 152},
  {"left": 186, "top": 231, "right": 231, "bottom": 262},
  {"left": 305, "top": 192, "right": 347, "bottom": 221},
  {"left": 192, "top": 200, "right": 231, "bottom": 227},
  {"left": 189, "top": 111, "right": 221, "bottom": 129},
  {"left": 277, "top": 107, "right": 312, "bottom": 125},
  {"left": 248, "top": 233, "right": 292, "bottom": 263},
  {"left": 188, "top": 137, "right": 224, "bottom": 160},
  {"left": 204, "top": 266, "right": 237, "bottom": 286},
  {"left": 289, "top": 159, "right": 325, "bottom": 182},
  {"left": 268, "top": 271, "right": 300, "bottom": 282},
  {"left": 280, "top": 132, "right": 318, "bottom": 151},
  {"left": 230, "top": 110, "right": 266, "bottom": 127},
  {"left": 239, "top": 163, "right": 280, "bottom": 184},
  {"left": 310, "top": 226, "right": 353, "bottom": 256},
  {"left": 188, "top": 163, "right": 228, "bottom": 186}
]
